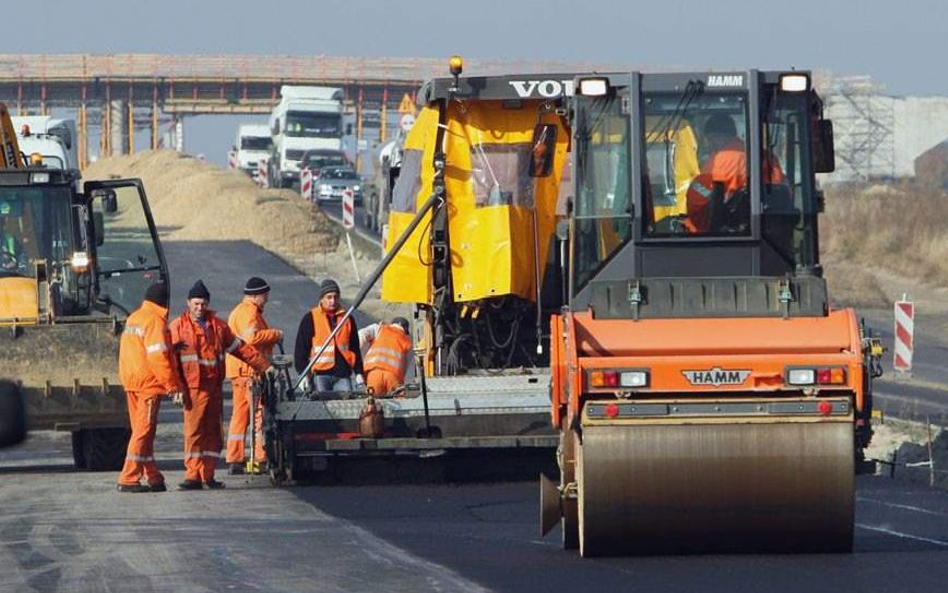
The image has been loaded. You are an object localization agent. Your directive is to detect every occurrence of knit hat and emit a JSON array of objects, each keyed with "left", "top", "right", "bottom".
[
  {"left": 143, "top": 282, "right": 169, "bottom": 307},
  {"left": 244, "top": 276, "right": 270, "bottom": 295},
  {"left": 319, "top": 278, "right": 340, "bottom": 299},
  {"left": 187, "top": 279, "right": 211, "bottom": 301},
  {"left": 391, "top": 316, "right": 410, "bottom": 333}
]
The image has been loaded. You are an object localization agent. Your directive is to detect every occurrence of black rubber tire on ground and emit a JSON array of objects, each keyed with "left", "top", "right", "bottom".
[
  {"left": 0, "top": 380, "right": 26, "bottom": 448},
  {"left": 71, "top": 427, "right": 131, "bottom": 471}
]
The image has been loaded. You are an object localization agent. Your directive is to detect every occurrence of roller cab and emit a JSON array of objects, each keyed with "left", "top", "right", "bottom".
[{"left": 542, "top": 72, "right": 883, "bottom": 556}]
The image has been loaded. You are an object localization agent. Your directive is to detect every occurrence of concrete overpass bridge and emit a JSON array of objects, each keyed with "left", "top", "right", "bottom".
[{"left": 0, "top": 54, "right": 589, "bottom": 166}]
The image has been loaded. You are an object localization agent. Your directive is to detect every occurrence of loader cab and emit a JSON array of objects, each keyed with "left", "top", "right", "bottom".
[
  {"left": 562, "top": 71, "right": 834, "bottom": 318},
  {"left": 0, "top": 170, "right": 168, "bottom": 323}
]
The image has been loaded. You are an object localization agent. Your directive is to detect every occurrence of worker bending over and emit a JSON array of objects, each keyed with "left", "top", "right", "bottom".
[
  {"left": 226, "top": 276, "right": 283, "bottom": 475},
  {"left": 294, "top": 278, "right": 364, "bottom": 392},
  {"left": 170, "top": 280, "right": 269, "bottom": 490},
  {"left": 359, "top": 317, "right": 413, "bottom": 396},
  {"left": 116, "top": 282, "right": 184, "bottom": 493}
]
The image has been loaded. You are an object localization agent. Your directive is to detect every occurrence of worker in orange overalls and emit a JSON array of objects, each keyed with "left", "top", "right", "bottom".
[
  {"left": 361, "top": 317, "right": 413, "bottom": 396},
  {"left": 170, "top": 280, "right": 270, "bottom": 490},
  {"left": 686, "top": 114, "right": 785, "bottom": 233},
  {"left": 293, "top": 278, "right": 364, "bottom": 392},
  {"left": 225, "top": 276, "right": 283, "bottom": 475},
  {"left": 117, "top": 282, "right": 184, "bottom": 493}
]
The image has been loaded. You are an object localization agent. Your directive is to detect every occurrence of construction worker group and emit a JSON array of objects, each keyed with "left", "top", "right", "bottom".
[{"left": 116, "top": 276, "right": 413, "bottom": 493}]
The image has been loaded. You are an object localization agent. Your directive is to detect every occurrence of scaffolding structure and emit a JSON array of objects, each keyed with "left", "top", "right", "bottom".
[{"left": 823, "top": 75, "right": 896, "bottom": 182}]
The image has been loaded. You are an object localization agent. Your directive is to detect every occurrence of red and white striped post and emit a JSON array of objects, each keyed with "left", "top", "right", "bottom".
[
  {"left": 257, "top": 158, "right": 269, "bottom": 189},
  {"left": 227, "top": 150, "right": 238, "bottom": 170},
  {"left": 342, "top": 189, "right": 360, "bottom": 283},
  {"left": 300, "top": 167, "right": 313, "bottom": 201},
  {"left": 894, "top": 295, "right": 914, "bottom": 373}
]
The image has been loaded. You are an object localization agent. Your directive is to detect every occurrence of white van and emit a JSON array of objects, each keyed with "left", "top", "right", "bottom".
[
  {"left": 233, "top": 124, "right": 271, "bottom": 177},
  {"left": 268, "top": 86, "right": 343, "bottom": 188}
]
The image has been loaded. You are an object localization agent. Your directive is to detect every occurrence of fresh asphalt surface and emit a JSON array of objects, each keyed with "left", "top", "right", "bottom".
[{"left": 3, "top": 227, "right": 948, "bottom": 590}]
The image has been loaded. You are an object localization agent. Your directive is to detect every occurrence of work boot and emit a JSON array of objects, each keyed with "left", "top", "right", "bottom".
[
  {"left": 177, "top": 479, "right": 203, "bottom": 491},
  {"left": 246, "top": 460, "right": 264, "bottom": 475},
  {"left": 116, "top": 483, "right": 150, "bottom": 493},
  {"left": 148, "top": 483, "right": 168, "bottom": 493},
  {"left": 204, "top": 479, "right": 226, "bottom": 490},
  {"left": 228, "top": 463, "right": 245, "bottom": 476}
]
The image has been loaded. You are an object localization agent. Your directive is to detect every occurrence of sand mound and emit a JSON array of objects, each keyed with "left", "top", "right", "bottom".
[{"left": 84, "top": 150, "right": 339, "bottom": 257}]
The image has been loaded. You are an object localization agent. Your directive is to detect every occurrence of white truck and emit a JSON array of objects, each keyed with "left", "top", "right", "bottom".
[
  {"left": 11, "top": 116, "right": 77, "bottom": 170},
  {"left": 233, "top": 124, "right": 272, "bottom": 178},
  {"left": 268, "top": 86, "right": 344, "bottom": 189}
]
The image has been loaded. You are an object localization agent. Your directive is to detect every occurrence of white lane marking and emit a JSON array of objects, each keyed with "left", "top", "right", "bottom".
[
  {"left": 857, "top": 496, "right": 948, "bottom": 518},
  {"left": 857, "top": 523, "right": 948, "bottom": 547}
]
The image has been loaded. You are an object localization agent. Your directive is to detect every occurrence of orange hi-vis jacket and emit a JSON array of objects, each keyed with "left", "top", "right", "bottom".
[
  {"left": 311, "top": 308, "right": 355, "bottom": 373},
  {"left": 364, "top": 324, "right": 412, "bottom": 383},
  {"left": 119, "top": 300, "right": 183, "bottom": 396},
  {"left": 701, "top": 138, "right": 785, "bottom": 195},
  {"left": 226, "top": 297, "right": 281, "bottom": 378},
  {"left": 170, "top": 310, "right": 268, "bottom": 390}
]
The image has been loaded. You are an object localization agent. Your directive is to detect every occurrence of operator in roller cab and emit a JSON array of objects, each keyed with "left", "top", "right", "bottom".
[{"left": 541, "top": 71, "right": 882, "bottom": 556}]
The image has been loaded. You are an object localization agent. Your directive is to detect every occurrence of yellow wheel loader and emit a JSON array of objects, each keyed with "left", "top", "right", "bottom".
[{"left": 1, "top": 103, "right": 169, "bottom": 469}]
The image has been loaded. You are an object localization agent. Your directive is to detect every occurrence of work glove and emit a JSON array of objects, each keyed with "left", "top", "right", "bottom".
[
  {"left": 298, "top": 375, "right": 311, "bottom": 392},
  {"left": 264, "top": 365, "right": 277, "bottom": 377},
  {"left": 354, "top": 374, "right": 366, "bottom": 390}
]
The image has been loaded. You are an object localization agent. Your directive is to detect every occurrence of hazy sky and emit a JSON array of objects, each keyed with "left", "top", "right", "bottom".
[{"left": 4, "top": 0, "right": 943, "bottom": 161}]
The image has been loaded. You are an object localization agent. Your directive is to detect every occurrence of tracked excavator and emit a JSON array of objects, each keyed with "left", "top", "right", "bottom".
[
  {"left": 539, "top": 71, "right": 884, "bottom": 556},
  {"left": 0, "top": 103, "right": 169, "bottom": 469}
]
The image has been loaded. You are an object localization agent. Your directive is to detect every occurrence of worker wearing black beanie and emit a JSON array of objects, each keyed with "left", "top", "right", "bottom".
[{"left": 143, "top": 282, "right": 169, "bottom": 308}]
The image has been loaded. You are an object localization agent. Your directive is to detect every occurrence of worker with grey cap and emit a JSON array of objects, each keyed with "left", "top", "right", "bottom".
[{"left": 294, "top": 278, "right": 364, "bottom": 392}]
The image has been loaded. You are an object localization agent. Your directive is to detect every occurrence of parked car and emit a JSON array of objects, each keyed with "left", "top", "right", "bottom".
[{"left": 314, "top": 167, "right": 363, "bottom": 205}]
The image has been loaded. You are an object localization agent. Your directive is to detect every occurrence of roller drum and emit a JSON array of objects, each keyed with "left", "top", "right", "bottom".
[{"left": 577, "top": 421, "right": 854, "bottom": 556}]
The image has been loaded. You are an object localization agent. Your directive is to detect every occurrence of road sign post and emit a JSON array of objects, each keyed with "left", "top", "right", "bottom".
[
  {"left": 342, "top": 189, "right": 361, "bottom": 283},
  {"left": 257, "top": 158, "right": 268, "bottom": 189},
  {"left": 894, "top": 296, "right": 914, "bottom": 373},
  {"left": 300, "top": 167, "right": 313, "bottom": 201}
]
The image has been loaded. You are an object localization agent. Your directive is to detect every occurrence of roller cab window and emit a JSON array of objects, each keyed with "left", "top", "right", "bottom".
[
  {"left": 642, "top": 89, "right": 753, "bottom": 237},
  {"left": 573, "top": 92, "right": 632, "bottom": 289},
  {"left": 761, "top": 91, "right": 817, "bottom": 270}
]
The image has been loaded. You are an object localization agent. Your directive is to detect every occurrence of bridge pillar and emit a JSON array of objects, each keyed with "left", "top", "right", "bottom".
[
  {"left": 110, "top": 100, "right": 128, "bottom": 155},
  {"left": 174, "top": 115, "right": 184, "bottom": 152}
]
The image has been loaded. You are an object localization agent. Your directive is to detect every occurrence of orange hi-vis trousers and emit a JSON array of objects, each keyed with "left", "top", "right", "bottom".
[
  {"left": 226, "top": 377, "right": 265, "bottom": 464},
  {"left": 118, "top": 391, "right": 163, "bottom": 487},
  {"left": 183, "top": 386, "right": 224, "bottom": 482},
  {"left": 367, "top": 368, "right": 400, "bottom": 397}
]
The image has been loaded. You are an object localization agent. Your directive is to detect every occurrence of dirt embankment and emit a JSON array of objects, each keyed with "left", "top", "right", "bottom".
[
  {"left": 84, "top": 150, "right": 340, "bottom": 256},
  {"left": 821, "top": 181, "right": 948, "bottom": 309},
  {"left": 83, "top": 150, "right": 395, "bottom": 320}
]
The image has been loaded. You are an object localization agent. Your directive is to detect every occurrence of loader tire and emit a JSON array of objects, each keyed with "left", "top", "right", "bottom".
[
  {"left": 0, "top": 381, "right": 26, "bottom": 448},
  {"left": 72, "top": 427, "right": 131, "bottom": 471}
]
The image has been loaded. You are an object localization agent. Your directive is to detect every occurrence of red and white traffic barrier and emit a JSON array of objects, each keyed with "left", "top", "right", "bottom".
[
  {"left": 227, "top": 150, "right": 238, "bottom": 170},
  {"left": 342, "top": 189, "right": 355, "bottom": 230},
  {"left": 257, "top": 158, "right": 269, "bottom": 189},
  {"left": 300, "top": 167, "right": 313, "bottom": 201},
  {"left": 894, "top": 297, "right": 914, "bottom": 372}
]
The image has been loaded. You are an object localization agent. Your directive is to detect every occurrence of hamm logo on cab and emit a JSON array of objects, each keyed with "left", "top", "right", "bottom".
[{"left": 682, "top": 367, "right": 751, "bottom": 387}]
